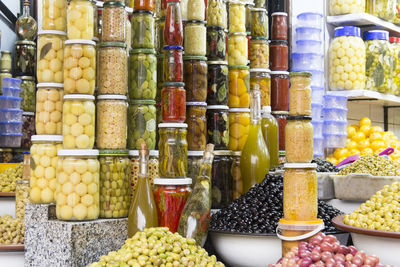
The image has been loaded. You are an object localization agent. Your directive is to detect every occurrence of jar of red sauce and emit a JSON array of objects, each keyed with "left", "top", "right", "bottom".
[
  {"left": 164, "top": 0, "right": 183, "bottom": 46},
  {"left": 272, "top": 111, "right": 288, "bottom": 151},
  {"left": 164, "top": 46, "right": 184, "bottom": 82},
  {"left": 161, "top": 82, "right": 186, "bottom": 122},
  {"left": 271, "top": 71, "right": 289, "bottom": 111},
  {"left": 271, "top": 12, "right": 288, "bottom": 40},
  {"left": 270, "top": 40, "right": 288, "bottom": 71},
  {"left": 134, "top": 0, "right": 155, "bottom": 12},
  {"left": 153, "top": 178, "right": 192, "bottom": 232}
]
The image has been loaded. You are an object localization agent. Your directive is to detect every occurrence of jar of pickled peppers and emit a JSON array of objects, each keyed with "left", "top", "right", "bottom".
[
  {"left": 228, "top": 65, "right": 250, "bottom": 108},
  {"left": 250, "top": 68, "right": 271, "bottom": 107},
  {"left": 134, "top": 0, "right": 155, "bottom": 12},
  {"left": 164, "top": 0, "right": 184, "bottom": 46},
  {"left": 186, "top": 102, "right": 207, "bottom": 151},
  {"left": 206, "top": 105, "right": 229, "bottom": 150},
  {"left": 161, "top": 82, "right": 186, "bottom": 122},
  {"left": 229, "top": 108, "right": 250, "bottom": 151},
  {"left": 183, "top": 56, "right": 208, "bottom": 102}
]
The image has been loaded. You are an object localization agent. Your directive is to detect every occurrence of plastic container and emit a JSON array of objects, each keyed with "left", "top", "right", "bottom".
[
  {"left": 324, "top": 94, "right": 348, "bottom": 109},
  {"left": 0, "top": 121, "right": 23, "bottom": 133},
  {"left": 291, "top": 53, "right": 323, "bottom": 70},
  {"left": 322, "top": 107, "right": 348, "bottom": 121},
  {"left": 296, "top": 12, "right": 323, "bottom": 28},
  {"left": 309, "top": 70, "right": 324, "bottom": 87},
  {"left": 0, "top": 133, "right": 22, "bottom": 147},
  {"left": 0, "top": 96, "right": 22, "bottom": 109},
  {"left": 311, "top": 120, "right": 323, "bottom": 138},
  {"left": 2, "top": 87, "right": 21, "bottom": 97},
  {"left": 311, "top": 103, "right": 323, "bottom": 121},
  {"left": 295, "top": 40, "right": 322, "bottom": 54},
  {"left": 324, "top": 133, "right": 347, "bottom": 148},
  {"left": 323, "top": 120, "right": 347, "bottom": 135},
  {"left": 314, "top": 137, "right": 324, "bottom": 157},
  {"left": 0, "top": 109, "right": 23, "bottom": 122},
  {"left": 295, "top": 27, "right": 322, "bottom": 41},
  {"left": 311, "top": 86, "right": 324, "bottom": 103},
  {"left": 2, "top": 78, "right": 22, "bottom": 89}
]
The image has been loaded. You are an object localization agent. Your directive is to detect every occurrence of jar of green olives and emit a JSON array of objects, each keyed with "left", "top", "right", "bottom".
[
  {"left": 128, "top": 100, "right": 157, "bottom": 150},
  {"left": 131, "top": 10, "right": 155, "bottom": 49},
  {"left": 129, "top": 49, "right": 157, "bottom": 100},
  {"left": 16, "top": 76, "right": 36, "bottom": 112},
  {"left": 99, "top": 150, "right": 130, "bottom": 218}
]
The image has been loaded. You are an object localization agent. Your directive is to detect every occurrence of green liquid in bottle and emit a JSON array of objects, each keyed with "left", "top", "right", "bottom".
[{"left": 261, "top": 106, "right": 279, "bottom": 169}]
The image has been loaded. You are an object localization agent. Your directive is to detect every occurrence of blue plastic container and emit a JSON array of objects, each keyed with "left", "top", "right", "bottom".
[
  {"left": 324, "top": 133, "right": 347, "bottom": 148},
  {"left": 297, "top": 12, "right": 323, "bottom": 28},
  {"left": 296, "top": 26, "right": 322, "bottom": 41},
  {"left": 322, "top": 107, "right": 348, "bottom": 121},
  {"left": 324, "top": 94, "right": 348, "bottom": 109},
  {"left": 0, "top": 133, "right": 22, "bottom": 147},
  {"left": 311, "top": 120, "right": 323, "bottom": 138},
  {"left": 2, "top": 78, "right": 22, "bottom": 89},
  {"left": 0, "top": 96, "right": 22, "bottom": 109},
  {"left": 291, "top": 53, "right": 324, "bottom": 71},
  {"left": 2, "top": 87, "right": 21, "bottom": 97},
  {"left": 311, "top": 86, "right": 324, "bottom": 103},
  {"left": 314, "top": 137, "right": 325, "bottom": 157},
  {"left": 323, "top": 120, "right": 347, "bottom": 135},
  {"left": 311, "top": 103, "right": 323, "bottom": 120},
  {"left": 0, "top": 109, "right": 23, "bottom": 121},
  {"left": 295, "top": 40, "right": 323, "bottom": 54},
  {"left": 0, "top": 121, "right": 23, "bottom": 133}
]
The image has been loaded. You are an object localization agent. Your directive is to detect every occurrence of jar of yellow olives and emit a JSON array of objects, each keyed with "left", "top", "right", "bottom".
[
  {"left": 56, "top": 149, "right": 100, "bottom": 220},
  {"left": 41, "top": 0, "right": 67, "bottom": 31},
  {"left": 30, "top": 135, "right": 63, "bottom": 204},
  {"left": 67, "top": 0, "right": 94, "bottom": 40},
  {"left": 229, "top": 108, "right": 250, "bottom": 151},
  {"left": 228, "top": 1, "right": 246, "bottom": 33}
]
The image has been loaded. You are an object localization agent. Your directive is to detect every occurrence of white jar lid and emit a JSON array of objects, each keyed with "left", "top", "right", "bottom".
[
  {"left": 271, "top": 12, "right": 288, "bottom": 16},
  {"left": 158, "top": 123, "right": 188, "bottom": 128},
  {"left": 250, "top": 68, "right": 271, "bottom": 73},
  {"left": 38, "top": 30, "right": 67, "bottom": 36},
  {"left": 129, "top": 150, "right": 139, "bottom": 157},
  {"left": 37, "top": 83, "right": 64, "bottom": 89},
  {"left": 284, "top": 163, "right": 317, "bottom": 169},
  {"left": 186, "top": 102, "right": 207, "bottom": 106},
  {"left": 97, "top": 94, "right": 127, "bottom": 100},
  {"left": 31, "top": 135, "right": 63, "bottom": 142},
  {"left": 188, "top": 150, "right": 204, "bottom": 156},
  {"left": 229, "top": 108, "right": 250, "bottom": 113},
  {"left": 214, "top": 150, "right": 232, "bottom": 156},
  {"left": 262, "top": 106, "right": 271, "bottom": 113},
  {"left": 22, "top": 112, "right": 35, "bottom": 116},
  {"left": 154, "top": 178, "right": 192, "bottom": 185},
  {"left": 58, "top": 149, "right": 99, "bottom": 156},
  {"left": 64, "top": 94, "right": 95, "bottom": 101},
  {"left": 149, "top": 150, "right": 159, "bottom": 157},
  {"left": 270, "top": 71, "right": 290, "bottom": 75},
  {"left": 65, "top": 39, "right": 96, "bottom": 46},
  {"left": 207, "top": 105, "right": 229, "bottom": 110}
]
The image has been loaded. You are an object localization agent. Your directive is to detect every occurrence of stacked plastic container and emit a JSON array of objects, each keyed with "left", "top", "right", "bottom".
[{"left": 322, "top": 94, "right": 348, "bottom": 149}]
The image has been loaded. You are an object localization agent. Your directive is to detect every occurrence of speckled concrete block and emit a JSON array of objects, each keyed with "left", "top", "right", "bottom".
[{"left": 25, "top": 204, "right": 128, "bottom": 267}]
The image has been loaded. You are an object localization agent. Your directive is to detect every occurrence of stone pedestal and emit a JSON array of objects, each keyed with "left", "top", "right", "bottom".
[{"left": 25, "top": 204, "right": 128, "bottom": 267}]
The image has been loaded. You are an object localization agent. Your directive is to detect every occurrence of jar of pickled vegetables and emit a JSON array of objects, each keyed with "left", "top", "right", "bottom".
[
  {"left": 207, "top": 61, "right": 228, "bottom": 105},
  {"left": 285, "top": 116, "right": 313, "bottom": 163},
  {"left": 211, "top": 150, "right": 233, "bottom": 209},
  {"left": 163, "top": 46, "right": 184, "bottom": 82},
  {"left": 228, "top": 66, "right": 250, "bottom": 108},
  {"left": 129, "top": 49, "right": 157, "bottom": 99},
  {"left": 391, "top": 37, "right": 400, "bottom": 95},
  {"left": 164, "top": 0, "right": 183, "bottom": 46},
  {"left": 289, "top": 72, "right": 312, "bottom": 116},
  {"left": 250, "top": 68, "right": 271, "bottom": 107},
  {"left": 36, "top": 83, "right": 64, "bottom": 135},
  {"left": 30, "top": 135, "right": 63, "bottom": 204},
  {"left": 184, "top": 21, "right": 207, "bottom": 56},
  {"left": 102, "top": 1, "right": 126, "bottom": 42},
  {"left": 96, "top": 95, "right": 128, "bottom": 149},
  {"left": 15, "top": 179, "right": 29, "bottom": 220},
  {"left": 271, "top": 12, "right": 288, "bottom": 40},
  {"left": 229, "top": 108, "right": 250, "bottom": 151},
  {"left": 62, "top": 94, "right": 96, "bottom": 149},
  {"left": 186, "top": 102, "right": 207, "bottom": 151},
  {"left": 56, "top": 149, "right": 100, "bottom": 220},
  {"left": 156, "top": 18, "right": 165, "bottom": 53},
  {"left": 228, "top": 33, "right": 248, "bottom": 66},
  {"left": 207, "top": 0, "right": 227, "bottom": 28},
  {"left": 270, "top": 40, "right": 288, "bottom": 71},
  {"left": 0, "top": 51, "right": 12, "bottom": 72},
  {"left": 128, "top": 149, "right": 159, "bottom": 192},
  {"left": 99, "top": 150, "right": 130, "bottom": 218},
  {"left": 206, "top": 105, "right": 229, "bottom": 149},
  {"left": 135, "top": 0, "right": 155, "bottom": 12},
  {"left": 229, "top": 1, "right": 246, "bottom": 32},
  {"left": 41, "top": 0, "right": 67, "bottom": 31},
  {"left": 364, "top": 30, "right": 394, "bottom": 93},
  {"left": 250, "top": 8, "right": 268, "bottom": 38},
  {"left": 231, "top": 151, "right": 242, "bottom": 200},
  {"left": 67, "top": 0, "right": 94, "bottom": 40},
  {"left": 17, "top": 76, "right": 35, "bottom": 112},
  {"left": 158, "top": 123, "right": 188, "bottom": 177},
  {"left": 366, "top": 0, "right": 396, "bottom": 21},
  {"left": 131, "top": 11, "right": 155, "bottom": 49},
  {"left": 128, "top": 100, "right": 157, "bottom": 150},
  {"left": 21, "top": 112, "right": 35, "bottom": 148},
  {"left": 272, "top": 111, "right": 288, "bottom": 151},
  {"left": 283, "top": 163, "right": 317, "bottom": 221},
  {"left": 329, "top": 26, "right": 365, "bottom": 91},
  {"left": 37, "top": 31, "right": 66, "bottom": 83},
  {"left": 64, "top": 39, "right": 96, "bottom": 95},
  {"left": 161, "top": 82, "right": 186, "bottom": 122},
  {"left": 330, "top": 0, "right": 365, "bottom": 15},
  {"left": 207, "top": 26, "right": 226, "bottom": 61},
  {"left": 153, "top": 178, "right": 192, "bottom": 232},
  {"left": 187, "top": 150, "right": 203, "bottom": 184},
  {"left": 184, "top": 56, "right": 207, "bottom": 102},
  {"left": 14, "top": 41, "right": 36, "bottom": 77},
  {"left": 249, "top": 37, "right": 269, "bottom": 69},
  {"left": 271, "top": 71, "right": 289, "bottom": 111}
]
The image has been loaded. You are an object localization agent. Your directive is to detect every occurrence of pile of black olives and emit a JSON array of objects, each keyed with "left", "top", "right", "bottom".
[{"left": 312, "top": 158, "right": 339, "bottom": 173}]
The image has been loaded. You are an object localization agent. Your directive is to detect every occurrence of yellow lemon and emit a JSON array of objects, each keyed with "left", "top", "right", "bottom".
[
  {"left": 347, "top": 125, "right": 357, "bottom": 138},
  {"left": 360, "top": 148, "right": 374, "bottom": 156},
  {"left": 359, "top": 117, "right": 372, "bottom": 127},
  {"left": 370, "top": 126, "right": 383, "bottom": 134},
  {"left": 357, "top": 139, "right": 370, "bottom": 151},
  {"left": 370, "top": 140, "right": 385, "bottom": 151},
  {"left": 359, "top": 125, "right": 371, "bottom": 138},
  {"left": 345, "top": 140, "right": 357, "bottom": 150},
  {"left": 349, "top": 149, "right": 361, "bottom": 156},
  {"left": 334, "top": 148, "right": 349, "bottom": 159},
  {"left": 352, "top": 131, "right": 366, "bottom": 143},
  {"left": 369, "top": 132, "right": 383, "bottom": 143}
]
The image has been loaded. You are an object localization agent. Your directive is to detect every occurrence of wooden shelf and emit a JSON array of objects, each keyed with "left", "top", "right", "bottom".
[
  {"left": 327, "top": 90, "right": 400, "bottom": 106},
  {"left": 0, "top": 245, "right": 24, "bottom": 251},
  {"left": 0, "top": 192, "right": 15, "bottom": 197}
]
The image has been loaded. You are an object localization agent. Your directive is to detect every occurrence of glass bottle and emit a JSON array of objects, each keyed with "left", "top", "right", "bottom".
[
  {"left": 128, "top": 143, "right": 158, "bottom": 237},
  {"left": 240, "top": 89, "right": 270, "bottom": 193},
  {"left": 15, "top": 0, "right": 38, "bottom": 41},
  {"left": 261, "top": 106, "right": 279, "bottom": 169},
  {"left": 178, "top": 144, "right": 214, "bottom": 247}
]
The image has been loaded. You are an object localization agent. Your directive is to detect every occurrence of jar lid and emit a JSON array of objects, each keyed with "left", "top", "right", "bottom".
[
  {"left": 364, "top": 30, "right": 389, "bottom": 41},
  {"left": 31, "top": 135, "right": 63, "bottom": 142},
  {"left": 38, "top": 30, "right": 67, "bottom": 36},
  {"left": 93, "top": 37, "right": 100, "bottom": 43},
  {"left": 390, "top": 37, "right": 400, "bottom": 43},
  {"left": 228, "top": 65, "right": 249, "bottom": 69},
  {"left": 64, "top": 94, "right": 95, "bottom": 100},
  {"left": 250, "top": 7, "right": 267, "bottom": 12},
  {"left": 271, "top": 111, "right": 289, "bottom": 115},
  {"left": 185, "top": 20, "right": 207, "bottom": 25},
  {"left": 58, "top": 149, "right": 99, "bottom": 156},
  {"left": 333, "top": 26, "right": 361, "bottom": 38},
  {"left": 133, "top": 10, "right": 155, "bottom": 16},
  {"left": 17, "top": 179, "right": 29, "bottom": 184},
  {"left": 100, "top": 42, "right": 127, "bottom": 48},
  {"left": 15, "top": 76, "right": 35, "bottom": 81},
  {"left": 0, "top": 133, "right": 22, "bottom": 136},
  {"left": 163, "top": 82, "right": 185, "bottom": 87},
  {"left": 214, "top": 150, "right": 232, "bottom": 156},
  {"left": 284, "top": 163, "right": 317, "bottom": 169},
  {"left": 207, "top": 25, "right": 225, "bottom": 31},
  {"left": 15, "top": 40, "right": 36, "bottom": 45},
  {"left": 232, "top": 151, "right": 241, "bottom": 156},
  {"left": 270, "top": 71, "right": 290, "bottom": 76},
  {"left": 37, "top": 82, "right": 64, "bottom": 89},
  {"left": 286, "top": 116, "right": 312, "bottom": 121},
  {"left": 250, "top": 68, "right": 270, "bottom": 73},
  {"left": 187, "top": 150, "right": 204, "bottom": 156},
  {"left": 229, "top": 108, "right": 250, "bottom": 112},
  {"left": 1, "top": 51, "right": 11, "bottom": 54},
  {"left": 163, "top": 45, "right": 184, "bottom": 50},
  {"left": 99, "top": 149, "right": 129, "bottom": 156},
  {"left": 103, "top": 1, "right": 125, "bottom": 7},
  {"left": 207, "top": 105, "right": 229, "bottom": 110},
  {"left": 290, "top": 71, "right": 312, "bottom": 77},
  {"left": 251, "top": 36, "right": 268, "bottom": 41},
  {"left": 186, "top": 102, "right": 207, "bottom": 106},
  {"left": 228, "top": 0, "right": 245, "bottom": 5},
  {"left": 130, "top": 99, "right": 156, "bottom": 105},
  {"left": 97, "top": 94, "right": 127, "bottom": 100},
  {"left": 262, "top": 106, "right": 271, "bottom": 113},
  {"left": 130, "top": 48, "right": 157, "bottom": 54},
  {"left": 158, "top": 123, "right": 188, "bottom": 128},
  {"left": 183, "top": 55, "right": 208, "bottom": 61},
  {"left": 229, "top": 32, "right": 247, "bottom": 37},
  {"left": 129, "top": 150, "right": 139, "bottom": 156},
  {"left": 149, "top": 150, "right": 159, "bottom": 157},
  {"left": 207, "top": 61, "right": 228, "bottom": 65},
  {"left": 65, "top": 39, "right": 96, "bottom": 46},
  {"left": 22, "top": 111, "right": 35, "bottom": 116},
  {"left": 270, "top": 40, "right": 288, "bottom": 45},
  {"left": 154, "top": 178, "right": 192, "bottom": 185},
  {"left": 271, "top": 12, "right": 288, "bottom": 16}
]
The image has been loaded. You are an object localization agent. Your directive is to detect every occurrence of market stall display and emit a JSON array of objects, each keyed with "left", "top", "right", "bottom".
[{"left": 0, "top": 163, "right": 22, "bottom": 192}]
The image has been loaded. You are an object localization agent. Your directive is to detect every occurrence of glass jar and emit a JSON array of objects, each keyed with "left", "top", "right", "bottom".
[
  {"left": 207, "top": 26, "right": 226, "bottom": 61},
  {"left": 211, "top": 150, "right": 233, "bottom": 209},
  {"left": 271, "top": 71, "right": 289, "bottom": 111},
  {"left": 99, "top": 150, "right": 130, "bottom": 218},
  {"left": 164, "top": 0, "right": 183, "bottom": 46},
  {"left": 16, "top": 179, "right": 29, "bottom": 220},
  {"left": 367, "top": 0, "right": 396, "bottom": 21},
  {"left": 187, "top": 0, "right": 205, "bottom": 20},
  {"left": 245, "top": 4, "right": 253, "bottom": 33},
  {"left": 156, "top": 18, "right": 165, "bottom": 53},
  {"left": 229, "top": 1, "right": 246, "bottom": 32},
  {"left": 64, "top": 39, "right": 96, "bottom": 95},
  {"left": 184, "top": 56, "right": 207, "bottom": 102},
  {"left": 62, "top": 94, "right": 96, "bottom": 149},
  {"left": 37, "top": 31, "right": 66, "bottom": 83},
  {"left": 231, "top": 151, "right": 242, "bottom": 200},
  {"left": 67, "top": 0, "right": 94, "bottom": 40},
  {"left": 181, "top": 0, "right": 188, "bottom": 20},
  {"left": 128, "top": 100, "right": 157, "bottom": 150},
  {"left": 329, "top": 26, "right": 365, "bottom": 91},
  {"left": 92, "top": 1, "right": 98, "bottom": 40},
  {"left": 364, "top": 30, "right": 394, "bottom": 93},
  {"left": 206, "top": 105, "right": 229, "bottom": 149},
  {"left": 270, "top": 40, "right": 288, "bottom": 71},
  {"left": 29, "top": 135, "right": 63, "bottom": 204},
  {"left": 135, "top": 0, "right": 155, "bottom": 11},
  {"left": 156, "top": 54, "right": 164, "bottom": 102},
  {"left": 283, "top": 163, "right": 317, "bottom": 221},
  {"left": 98, "top": 42, "right": 128, "bottom": 95},
  {"left": 35, "top": 83, "right": 64, "bottom": 135},
  {"left": 254, "top": 0, "right": 266, "bottom": 8},
  {"left": 41, "top": 0, "right": 67, "bottom": 31},
  {"left": 207, "top": 61, "right": 228, "bottom": 105},
  {"left": 207, "top": 0, "right": 227, "bottom": 28},
  {"left": 56, "top": 149, "right": 100, "bottom": 220},
  {"left": 156, "top": 0, "right": 167, "bottom": 17},
  {"left": 285, "top": 116, "right": 313, "bottom": 163},
  {"left": 14, "top": 41, "right": 36, "bottom": 77},
  {"left": 96, "top": 95, "right": 128, "bottom": 149},
  {"left": 228, "top": 66, "right": 250, "bottom": 108},
  {"left": 186, "top": 102, "right": 207, "bottom": 151},
  {"left": 391, "top": 37, "right": 400, "bottom": 95},
  {"left": 163, "top": 46, "right": 184, "bottom": 82},
  {"left": 129, "top": 49, "right": 157, "bottom": 100},
  {"left": 156, "top": 102, "right": 162, "bottom": 148},
  {"left": 330, "top": 0, "right": 365, "bottom": 15},
  {"left": 128, "top": 150, "right": 159, "bottom": 193},
  {"left": 158, "top": 123, "right": 188, "bottom": 177},
  {"left": 271, "top": 12, "right": 288, "bottom": 40},
  {"left": 250, "top": 8, "right": 268, "bottom": 38},
  {"left": 102, "top": 1, "right": 127, "bottom": 42},
  {"left": 17, "top": 76, "right": 35, "bottom": 112},
  {"left": 228, "top": 33, "right": 248, "bottom": 66},
  {"left": 1, "top": 51, "right": 12, "bottom": 72},
  {"left": 187, "top": 150, "right": 203, "bottom": 184},
  {"left": 153, "top": 178, "right": 192, "bottom": 232},
  {"left": 184, "top": 21, "right": 206, "bottom": 56},
  {"left": 21, "top": 112, "right": 35, "bottom": 148},
  {"left": 161, "top": 82, "right": 186, "bottom": 122},
  {"left": 250, "top": 68, "right": 271, "bottom": 107},
  {"left": 229, "top": 108, "right": 250, "bottom": 151},
  {"left": 250, "top": 38, "right": 269, "bottom": 69},
  {"left": 289, "top": 72, "right": 312, "bottom": 116},
  {"left": 131, "top": 11, "right": 155, "bottom": 49},
  {"left": 272, "top": 111, "right": 288, "bottom": 151}
]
